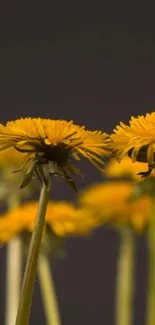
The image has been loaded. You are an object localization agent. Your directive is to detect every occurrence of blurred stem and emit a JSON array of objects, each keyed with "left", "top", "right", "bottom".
[
  {"left": 15, "top": 183, "right": 49, "bottom": 325},
  {"left": 115, "top": 227, "right": 134, "bottom": 325},
  {"left": 146, "top": 197, "right": 155, "bottom": 325},
  {"left": 38, "top": 254, "right": 62, "bottom": 325},
  {"left": 5, "top": 195, "right": 22, "bottom": 325}
]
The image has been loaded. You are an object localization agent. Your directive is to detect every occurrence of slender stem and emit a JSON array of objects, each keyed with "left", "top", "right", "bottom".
[
  {"left": 15, "top": 183, "right": 49, "bottom": 325},
  {"left": 38, "top": 254, "right": 62, "bottom": 325},
  {"left": 146, "top": 197, "right": 155, "bottom": 325},
  {"left": 115, "top": 228, "right": 134, "bottom": 325},
  {"left": 5, "top": 237, "right": 22, "bottom": 325},
  {"left": 5, "top": 195, "right": 22, "bottom": 325}
]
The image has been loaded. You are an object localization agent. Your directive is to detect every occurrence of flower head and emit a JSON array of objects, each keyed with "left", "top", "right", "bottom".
[
  {"left": 79, "top": 181, "right": 152, "bottom": 232},
  {"left": 0, "top": 118, "right": 110, "bottom": 189},
  {"left": 110, "top": 113, "right": 155, "bottom": 177},
  {"left": 0, "top": 200, "right": 101, "bottom": 244},
  {"left": 105, "top": 156, "right": 155, "bottom": 180}
]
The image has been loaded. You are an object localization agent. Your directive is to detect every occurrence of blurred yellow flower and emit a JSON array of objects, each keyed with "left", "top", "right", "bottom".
[
  {"left": 46, "top": 202, "right": 101, "bottom": 236},
  {"left": 79, "top": 181, "right": 152, "bottom": 232},
  {"left": 0, "top": 200, "right": 100, "bottom": 244},
  {"left": 105, "top": 156, "right": 155, "bottom": 180},
  {"left": 110, "top": 113, "right": 155, "bottom": 177}
]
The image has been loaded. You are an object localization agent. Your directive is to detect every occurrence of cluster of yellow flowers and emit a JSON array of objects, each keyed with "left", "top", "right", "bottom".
[
  {"left": 0, "top": 114, "right": 154, "bottom": 176},
  {"left": 0, "top": 114, "right": 154, "bottom": 245}
]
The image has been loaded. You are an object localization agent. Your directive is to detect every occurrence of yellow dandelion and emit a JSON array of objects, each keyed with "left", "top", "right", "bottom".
[
  {"left": 0, "top": 200, "right": 100, "bottom": 244},
  {"left": 0, "top": 202, "right": 48, "bottom": 244},
  {"left": 79, "top": 181, "right": 152, "bottom": 232},
  {"left": 105, "top": 156, "right": 155, "bottom": 180},
  {"left": 110, "top": 113, "right": 155, "bottom": 177},
  {"left": 46, "top": 202, "right": 100, "bottom": 236},
  {"left": 0, "top": 118, "right": 110, "bottom": 189},
  {"left": 45, "top": 201, "right": 77, "bottom": 236}
]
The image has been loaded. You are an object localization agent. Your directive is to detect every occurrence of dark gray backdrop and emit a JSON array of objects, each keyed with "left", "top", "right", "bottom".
[{"left": 0, "top": 1, "right": 154, "bottom": 324}]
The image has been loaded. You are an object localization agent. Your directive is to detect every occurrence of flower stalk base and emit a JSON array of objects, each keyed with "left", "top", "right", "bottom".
[
  {"left": 38, "top": 254, "right": 62, "bottom": 325},
  {"left": 115, "top": 228, "right": 134, "bottom": 325},
  {"left": 146, "top": 197, "right": 155, "bottom": 325},
  {"left": 15, "top": 183, "right": 49, "bottom": 325}
]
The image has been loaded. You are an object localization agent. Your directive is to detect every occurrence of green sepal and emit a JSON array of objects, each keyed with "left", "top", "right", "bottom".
[{"left": 20, "top": 160, "right": 37, "bottom": 188}]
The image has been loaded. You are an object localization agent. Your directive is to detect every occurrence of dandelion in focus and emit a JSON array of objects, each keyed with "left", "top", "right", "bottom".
[
  {"left": 0, "top": 117, "right": 111, "bottom": 325},
  {"left": 0, "top": 118, "right": 111, "bottom": 189}
]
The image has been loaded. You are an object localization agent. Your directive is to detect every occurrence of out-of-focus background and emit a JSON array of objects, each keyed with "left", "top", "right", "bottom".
[{"left": 0, "top": 1, "right": 154, "bottom": 324}]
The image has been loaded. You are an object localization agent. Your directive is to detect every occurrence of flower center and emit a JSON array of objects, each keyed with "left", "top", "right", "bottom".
[{"left": 36, "top": 143, "right": 70, "bottom": 166}]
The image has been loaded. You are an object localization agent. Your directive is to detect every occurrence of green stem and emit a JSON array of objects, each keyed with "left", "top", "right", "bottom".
[
  {"left": 38, "top": 254, "right": 62, "bottom": 325},
  {"left": 5, "top": 195, "right": 22, "bottom": 325},
  {"left": 15, "top": 183, "right": 49, "bottom": 325},
  {"left": 146, "top": 197, "right": 155, "bottom": 325},
  {"left": 115, "top": 228, "right": 134, "bottom": 325}
]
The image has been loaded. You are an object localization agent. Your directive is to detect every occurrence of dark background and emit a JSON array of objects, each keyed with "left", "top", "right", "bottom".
[{"left": 0, "top": 1, "right": 154, "bottom": 324}]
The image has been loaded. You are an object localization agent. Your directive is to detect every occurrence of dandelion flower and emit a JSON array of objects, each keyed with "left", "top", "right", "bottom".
[
  {"left": 46, "top": 201, "right": 101, "bottom": 236},
  {"left": 0, "top": 118, "right": 110, "bottom": 189},
  {"left": 79, "top": 181, "right": 152, "bottom": 232},
  {"left": 0, "top": 200, "right": 101, "bottom": 244},
  {"left": 110, "top": 113, "right": 155, "bottom": 177}
]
